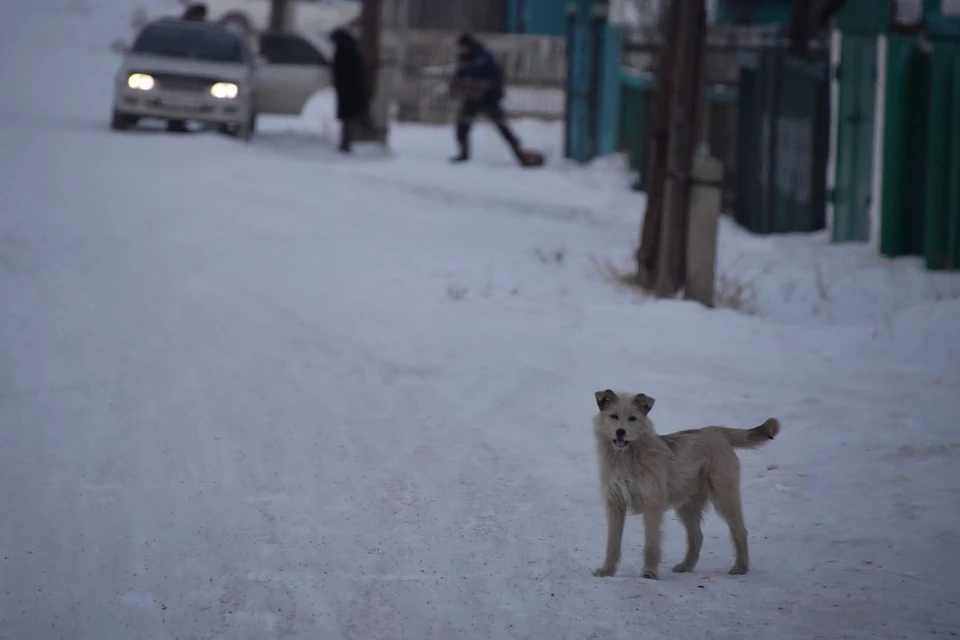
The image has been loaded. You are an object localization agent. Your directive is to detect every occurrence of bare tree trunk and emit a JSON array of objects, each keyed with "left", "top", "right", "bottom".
[
  {"left": 654, "top": 0, "right": 705, "bottom": 297},
  {"left": 268, "top": 0, "right": 289, "bottom": 31},
  {"left": 677, "top": 0, "right": 707, "bottom": 293},
  {"left": 634, "top": 1, "right": 681, "bottom": 289},
  {"left": 787, "top": 0, "right": 815, "bottom": 57}
]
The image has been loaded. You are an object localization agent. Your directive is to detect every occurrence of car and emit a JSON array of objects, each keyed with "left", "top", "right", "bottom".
[
  {"left": 193, "top": 0, "right": 361, "bottom": 40},
  {"left": 111, "top": 18, "right": 331, "bottom": 140}
]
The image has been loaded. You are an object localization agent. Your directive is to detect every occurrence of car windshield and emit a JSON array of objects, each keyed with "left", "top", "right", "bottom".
[{"left": 132, "top": 24, "right": 245, "bottom": 63}]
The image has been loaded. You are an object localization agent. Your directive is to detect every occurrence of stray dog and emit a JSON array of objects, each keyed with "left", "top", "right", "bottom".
[{"left": 591, "top": 389, "right": 780, "bottom": 579}]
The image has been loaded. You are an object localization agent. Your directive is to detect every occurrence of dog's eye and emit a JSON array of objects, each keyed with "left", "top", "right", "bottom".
[
  {"left": 609, "top": 414, "right": 619, "bottom": 420},
  {"left": 627, "top": 416, "right": 637, "bottom": 422}
]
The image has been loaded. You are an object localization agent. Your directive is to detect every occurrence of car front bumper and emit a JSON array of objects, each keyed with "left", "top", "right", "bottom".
[{"left": 114, "top": 88, "right": 249, "bottom": 124}]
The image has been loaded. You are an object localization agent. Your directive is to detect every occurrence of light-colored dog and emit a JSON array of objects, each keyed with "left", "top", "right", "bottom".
[{"left": 591, "top": 389, "right": 780, "bottom": 580}]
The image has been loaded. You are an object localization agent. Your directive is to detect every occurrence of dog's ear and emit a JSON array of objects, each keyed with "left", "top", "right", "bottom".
[
  {"left": 632, "top": 393, "right": 655, "bottom": 415},
  {"left": 594, "top": 389, "right": 618, "bottom": 411}
]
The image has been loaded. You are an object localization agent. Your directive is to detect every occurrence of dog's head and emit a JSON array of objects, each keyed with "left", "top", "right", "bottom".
[{"left": 592, "top": 389, "right": 655, "bottom": 451}]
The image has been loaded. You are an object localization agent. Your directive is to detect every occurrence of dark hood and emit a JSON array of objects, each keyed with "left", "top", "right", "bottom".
[{"left": 457, "top": 32, "right": 478, "bottom": 59}]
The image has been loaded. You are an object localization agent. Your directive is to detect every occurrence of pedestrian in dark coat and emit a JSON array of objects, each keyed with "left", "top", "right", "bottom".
[
  {"left": 449, "top": 32, "right": 531, "bottom": 166},
  {"left": 329, "top": 28, "right": 369, "bottom": 153}
]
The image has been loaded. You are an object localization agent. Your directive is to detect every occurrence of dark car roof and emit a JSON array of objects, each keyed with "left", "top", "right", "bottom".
[{"left": 132, "top": 18, "right": 251, "bottom": 61}]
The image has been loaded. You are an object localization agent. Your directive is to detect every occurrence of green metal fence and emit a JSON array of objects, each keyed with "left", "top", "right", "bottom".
[
  {"left": 879, "top": 35, "right": 930, "bottom": 259},
  {"left": 830, "top": 1, "right": 960, "bottom": 269},
  {"left": 924, "top": 41, "right": 960, "bottom": 270},
  {"left": 833, "top": 0, "right": 893, "bottom": 34},
  {"left": 832, "top": 34, "right": 878, "bottom": 242}
]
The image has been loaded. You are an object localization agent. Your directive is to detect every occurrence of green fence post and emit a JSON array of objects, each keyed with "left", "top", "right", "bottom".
[
  {"left": 880, "top": 36, "right": 930, "bottom": 257},
  {"left": 924, "top": 43, "right": 960, "bottom": 270}
]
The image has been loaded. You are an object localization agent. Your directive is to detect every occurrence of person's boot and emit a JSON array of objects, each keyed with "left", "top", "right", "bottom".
[{"left": 450, "top": 122, "right": 470, "bottom": 163}]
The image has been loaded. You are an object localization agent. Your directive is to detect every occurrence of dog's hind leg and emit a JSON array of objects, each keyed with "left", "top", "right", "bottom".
[
  {"left": 709, "top": 481, "right": 749, "bottom": 575},
  {"left": 641, "top": 507, "right": 665, "bottom": 579},
  {"left": 672, "top": 492, "right": 707, "bottom": 573},
  {"left": 593, "top": 498, "right": 626, "bottom": 577}
]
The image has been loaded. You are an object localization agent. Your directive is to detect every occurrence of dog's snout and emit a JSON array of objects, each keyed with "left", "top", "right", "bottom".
[{"left": 615, "top": 428, "right": 626, "bottom": 439}]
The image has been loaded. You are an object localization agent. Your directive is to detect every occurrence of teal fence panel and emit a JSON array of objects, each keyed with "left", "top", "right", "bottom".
[{"left": 563, "top": 0, "right": 620, "bottom": 162}]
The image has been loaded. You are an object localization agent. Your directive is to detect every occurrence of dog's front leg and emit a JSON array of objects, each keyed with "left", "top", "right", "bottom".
[
  {"left": 593, "top": 498, "right": 626, "bottom": 577},
  {"left": 641, "top": 507, "right": 664, "bottom": 579}
]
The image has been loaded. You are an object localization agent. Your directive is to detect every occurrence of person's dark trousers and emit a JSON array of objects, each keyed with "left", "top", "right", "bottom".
[
  {"left": 338, "top": 117, "right": 354, "bottom": 153},
  {"left": 452, "top": 98, "right": 523, "bottom": 163}
]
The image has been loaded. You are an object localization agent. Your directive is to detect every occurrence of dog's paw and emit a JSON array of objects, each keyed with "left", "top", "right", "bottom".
[
  {"left": 592, "top": 566, "right": 617, "bottom": 577},
  {"left": 672, "top": 563, "right": 693, "bottom": 573},
  {"left": 728, "top": 566, "right": 748, "bottom": 576},
  {"left": 641, "top": 570, "right": 658, "bottom": 580}
]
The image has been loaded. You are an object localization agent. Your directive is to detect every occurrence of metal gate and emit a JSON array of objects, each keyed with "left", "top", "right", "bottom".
[{"left": 734, "top": 47, "right": 829, "bottom": 234}]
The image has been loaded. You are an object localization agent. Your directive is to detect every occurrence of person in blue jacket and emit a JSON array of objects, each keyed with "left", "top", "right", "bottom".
[{"left": 450, "top": 33, "right": 533, "bottom": 166}]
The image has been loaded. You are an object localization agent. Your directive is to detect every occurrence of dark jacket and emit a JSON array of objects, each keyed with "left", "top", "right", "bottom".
[
  {"left": 330, "top": 28, "right": 368, "bottom": 121},
  {"left": 453, "top": 36, "right": 504, "bottom": 104}
]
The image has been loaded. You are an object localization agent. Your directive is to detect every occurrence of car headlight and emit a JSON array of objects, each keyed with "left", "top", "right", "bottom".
[
  {"left": 210, "top": 82, "right": 239, "bottom": 99},
  {"left": 127, "top": 73, "right": 155, "bottom": 90}
]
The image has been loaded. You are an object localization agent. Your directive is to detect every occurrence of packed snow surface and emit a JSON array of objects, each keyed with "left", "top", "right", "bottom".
[{"left": 1, "top": 2, "right": 959, "bottom": 639}]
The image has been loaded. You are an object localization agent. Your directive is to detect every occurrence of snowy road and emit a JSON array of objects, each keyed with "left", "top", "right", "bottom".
[{"left": 3, "top": 4, "right": 960, "bottom": 640}]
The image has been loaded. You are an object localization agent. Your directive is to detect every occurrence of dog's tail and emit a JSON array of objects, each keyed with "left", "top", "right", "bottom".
[{"left": 714, "top": 418, "right": 781, "bottom": 450}]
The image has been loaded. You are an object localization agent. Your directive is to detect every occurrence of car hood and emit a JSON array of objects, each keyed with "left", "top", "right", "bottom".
[{"left": 120, "top": 53, "right": 251, "bottom": 83}]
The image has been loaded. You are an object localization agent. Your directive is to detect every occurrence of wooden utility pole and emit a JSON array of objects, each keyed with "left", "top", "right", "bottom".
[
  {"left": 359, "top": 0, "right": 388, "bottom": 144},
  {"left": 395, "top": 0, "right": 409, "bottom": 91},
  {"left": 360, "top": 0, "right": 383, "bottom": 110},
  {"left": 654, "top": 0, "right": 706, "bottom": 297},
  {"left": 787, "top": 0, "right": 815, "bottom": 57},
  {"left": 268, "top": 0, "right": 289, "bottom": 31},
  {"left": 788, "top": 0, "right": 850, "bottom": 57}
]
